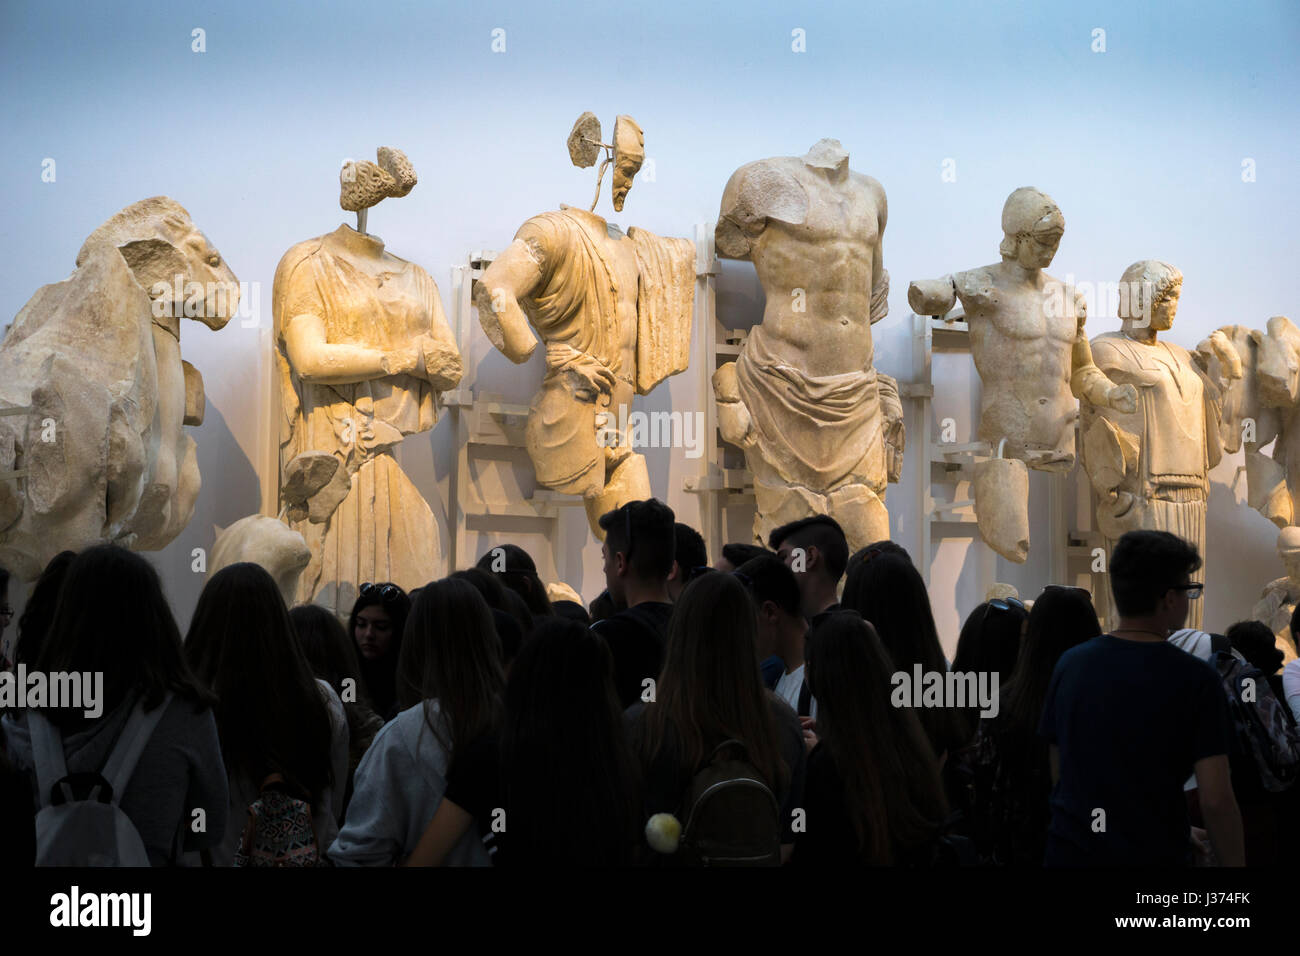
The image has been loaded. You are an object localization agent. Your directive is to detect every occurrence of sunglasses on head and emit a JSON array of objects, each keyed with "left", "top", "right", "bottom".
[
  {"left": 360, "top": 582, "right": 402, "bottom": 602},
  {"left": 980, "top": 596, "right": 1026, "bottom": 628}
]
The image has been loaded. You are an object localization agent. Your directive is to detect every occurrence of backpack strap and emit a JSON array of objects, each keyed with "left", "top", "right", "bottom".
[
  {"left": 26, "top": 710, "right": 70, "bottom": 810},
  {"left": 100, "top": 692, "right": 174, "bottom": 806},
  {"left": 708, "top": 738, "right": 749, "bottom": 763}
]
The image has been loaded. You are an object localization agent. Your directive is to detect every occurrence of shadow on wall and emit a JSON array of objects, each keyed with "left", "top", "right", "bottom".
[
  {"left": 715, "top": 259, "right": 764, "bottom": 331},
  {"left": 150, "top": 402, "right": 261, "bottom": 633},
  {"left": 1205, "top": 458, "right": 1283, "bottom": 634}
]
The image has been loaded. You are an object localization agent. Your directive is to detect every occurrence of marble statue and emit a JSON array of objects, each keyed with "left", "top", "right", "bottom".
[
  {"left": 1253, "top": 526, "right": 1300, "bottom": 663},
  {"left": 0, "top": 197, "right": 237, "bottom": 580},
  {"left": 273, "top": 147, "right": 463, "bottom": 612},
  {"left": 908, "top": 187, "right": 1137, "bottom": 562},
  {"left": 712, "top": 139, "right": 905, "bottom": 553},
  {"left": 1078, "top": 260, "right": 1239, "bottom": 629},
  {"left": 209, "top": 515, "right": 312, "bottom": 608},
  {"left": 474, "top": 113, "right": 695, "bottom": 537}
]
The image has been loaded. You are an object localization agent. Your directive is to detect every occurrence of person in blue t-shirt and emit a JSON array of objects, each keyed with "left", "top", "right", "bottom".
[{"left": 1039, "top": 530, "right": 1244, "bottom": 866}]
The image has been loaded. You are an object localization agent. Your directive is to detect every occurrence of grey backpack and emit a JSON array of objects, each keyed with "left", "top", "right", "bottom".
[{"left": 27, "top": 693, "right": 173, "bottom": 866}]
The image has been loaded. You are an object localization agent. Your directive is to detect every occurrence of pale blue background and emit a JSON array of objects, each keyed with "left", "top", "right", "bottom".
[{"left": 2, "top": 0, "right": 1297, "bottom": 643}]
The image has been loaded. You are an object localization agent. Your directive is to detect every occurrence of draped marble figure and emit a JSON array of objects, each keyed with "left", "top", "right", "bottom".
[
  {"left": 1079, "top": 260, "right": 1239, "bottom": 630},
  {"left": 474, "top": 114, "right": 695, "bottom": 538},
  {"left": 274, "top": 148, "right": 463, "bottom": 612},
  {"left": 712, "top": 139, "right": 904, "bottom": 553}
]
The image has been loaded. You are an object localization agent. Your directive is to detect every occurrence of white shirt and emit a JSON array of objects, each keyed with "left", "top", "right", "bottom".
[
  {"left": 1283, "top": 660, "right": 1300, "bottom": 727},
  {"left": 774, "top": 664, "right": 817, "bottom": 720}
]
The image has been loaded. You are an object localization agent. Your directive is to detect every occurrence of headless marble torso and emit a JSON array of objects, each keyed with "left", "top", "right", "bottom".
[
  {"left": 718, "top": 145, "right": 886, "bottom": 377},
  {"left": 714, "top": 141, "right": 895, "bottom": 549},
  {"left": 1089, "top": 333, "right": 1211, "bottom": 492},
  {"left": 956, "top": 263, "right": 1084, "bottom": 470}
]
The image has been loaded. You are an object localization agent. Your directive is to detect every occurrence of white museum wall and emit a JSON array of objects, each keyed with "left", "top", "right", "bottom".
[{"left": 1, "top": 0, "right": 1296, "bottom": 655}]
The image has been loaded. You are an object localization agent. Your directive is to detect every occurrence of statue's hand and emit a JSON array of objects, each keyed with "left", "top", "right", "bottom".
[
  {"left": 420, "top": 335, "right": 464, "bottom": 391},
  {"left": 558, "top": 356, "right": 616, "bottom": 404},
  {"left": 382, "top": 346, "right": 422, "bottom": 377},
  {"left": 716, "top": 398, "right": 756, "bottom": 449},
  {"left": 1209, "top": 329, "right": 1244, "bottom": 381},
  {"left": 1108, "top": 383, "right": 1138, "bottom": 415}
]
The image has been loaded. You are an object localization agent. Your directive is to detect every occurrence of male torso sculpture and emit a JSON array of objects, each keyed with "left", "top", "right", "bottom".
[
  {"left": 474, "top": 115, "right": 694, "bottom": 537},
  {"left": 712, "top": 139, "right": 904, "bottom": 552},
  {"left": 1080, "top": 260, "right": 1234, "bottom": 629},
  {"left": 909, "top": 187, "right": 1136, "bottom": 561},
  {"left": 274, "top": 148, "right": 463, "bottom": 612}
]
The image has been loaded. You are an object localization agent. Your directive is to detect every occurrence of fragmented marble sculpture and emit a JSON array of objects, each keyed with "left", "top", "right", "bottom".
[
  {"left": 274, "top": 147, "right": 463, "bottom": 612},
  {"left": 1078, "top": 261, "right": 1237, "bottom": 629},
  {"left": 0, "top": 198, "right": 237, "bottom": 580},
  {"left": 712, "top": 139, "right": 905, "bottom": 553},
  {"left": 474, "top": 114, "right": 694, "bottom": 537},
  {"left": 908, "top": 187, "right": 1137, "bottom": 562},
  {"left": 209, "top": 515, "right": 311, "bottom": 608},
  {"left": 1253, "top": 526, "right": 1300, "bottom": 663},
  {"left": 1206, "top": 318, "right": 1300, "bottom": 528}
]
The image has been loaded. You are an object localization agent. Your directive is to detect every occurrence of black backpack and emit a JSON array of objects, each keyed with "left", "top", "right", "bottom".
[
  {"left": 1210, "top": 649, "right": 1300, "bottom": 793},
  {"left": 677, "top": 739, "right": 781, "bottom": 866}
]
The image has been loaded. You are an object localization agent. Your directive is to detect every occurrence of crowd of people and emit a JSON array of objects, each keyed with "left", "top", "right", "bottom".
[{"left": 2, "top": 499, "right": 1298, "bottom": 867}]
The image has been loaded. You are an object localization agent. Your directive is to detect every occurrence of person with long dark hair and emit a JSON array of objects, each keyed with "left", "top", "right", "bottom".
[
  {"left": 11, "top": 550, "right": 75, "bottom": 669},
  {"left": 347, "top": 582, "right": 411, "bottom": 721},
  {"left": 449, "top": 567, "right": 531, "bottom": 669},
  {"left": 2, "top": 545, "right": 228, "bottom": 865},
  {"left": 330, "top": 577, "right": 505, "bottom": 866},
  {"left": 628, "top": 571, "right": 806, "bottom": 863},
  {"left": 951, "top": 598, "right": 1028, "bottom": 742},
  {"left": 0, "top": 565, "right": 11, "bottom": 672},
  {"left": 841, "top": 552, "right": 967, "bottom": 761},
  {"left": 185, "top": 562, "right": 347, "bottom": 865},
  {"left": 794, "top": 612, "right": 949, "bottom": 865},
  {"left": 956, "top": 585, "right": 1099, "bottom": 865},
  {"left": 290, "top": 604, "right": 385, "bottom": 810},
  {"left": 403, "top": 617, "right": 639, "bottom": 866}
]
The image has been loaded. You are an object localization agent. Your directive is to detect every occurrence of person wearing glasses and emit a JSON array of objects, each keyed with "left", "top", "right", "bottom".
[
  {"left": 591, "top": 499, "right": 676, "bottom": 709},
  {"left": 348, "top": 582, "right": 411, "bottom": 721},
  {"left": 1038, "top": 530, "right": 1243, "bottom": 866}
]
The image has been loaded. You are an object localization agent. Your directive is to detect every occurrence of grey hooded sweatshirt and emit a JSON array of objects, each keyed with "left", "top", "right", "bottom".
[
  {"left": 328, "top": 700, "right": 491, "bottom": 866},
  {"left": 2, "top": 689, "right": 230, "bottom": 865}
]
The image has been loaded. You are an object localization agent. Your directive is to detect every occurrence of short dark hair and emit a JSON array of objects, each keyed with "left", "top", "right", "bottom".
[
  {"left": 1226, "top": 620, "right": 1284, "bottom": 677},
  {"left": 674, "top": 523, "right": 708, "bottom": 578},
  {"left": 599, "top": 498, "right": 676, "bottom": 582},
  {"left": 589, "top": 589, "right": 620, "bottom": 623},
  {"left": 768, "top": 515, "right": 849, "bottom": 583},
  {"left": 1290, "top": 603, "right": 1300, "bottom": 639},
  {"left": 552, "top": 599, "right": 591, "bottom": 625},
  {"left": 475, "top": 544, "right": 554, "bottom": 619},
  {"left": 736, "top": 555, "right": 802, "bottom": 618},
  {"left": 1108, "top": 531, "right": 1202, "bottom": 617},
  {"left": 721, "top": 543, "right": 771, "bottom": 568}
]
